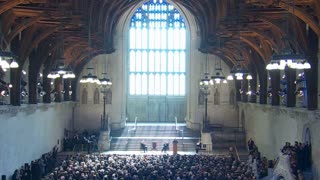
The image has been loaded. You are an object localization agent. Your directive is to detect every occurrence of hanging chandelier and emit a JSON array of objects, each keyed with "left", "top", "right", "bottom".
[
  {"left": 0, "top": 51, "right": 19, "bottom": 71},
  {"left": 211, "top": 57, "right": 227, "bottom": 84},
  {"left": 225, "top": 2, "right": 252, "bottom": 81},
  {"left": 211, "top": 70, "right": 227, "bottom": 84},
  {"left": 97, "top": 73, "right": 112, "bottom": 86},
  {"left": 200, "top": 72, "right": 213, "bottom": 88},
  {"left": 266, "top": 0, "right": 311, "bottom": 71},
  {"left": 47, "top": 33, "right": 76, "bottom": 79},
  {"left": 47, "top": 3, "right": 75, "bottom": 79},
  {"left": 266, "top": 48, "right": 310, "bottom": 70},
  {"left": 228, "top": 62, "right": 252, "bottom": 81},
  {"left": 199, "top": 53, "right": 213, "bottom": 90},
  {"left": 47, "top": 58, "right": 76, "bottom": 79},
  {"left": 79, "top": 68, "right": 99, "bottom": 84}
]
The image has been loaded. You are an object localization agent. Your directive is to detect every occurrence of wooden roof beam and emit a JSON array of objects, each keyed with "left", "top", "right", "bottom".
[
  {"left": 7, "top": 16, "right": 40, "bottom": 44},
  {"left": 0, "top": 0, "right": 24, "bottom": 15},
  {"left": 279, "top": 1, "right": 320, "bottom": 37}
]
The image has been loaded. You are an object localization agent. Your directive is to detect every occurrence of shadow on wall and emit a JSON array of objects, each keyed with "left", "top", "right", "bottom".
[
  {"left": 303, "top": 126, "right": 311, "bottom": 144},
  {"left": 240, "top": 110, "right": 245, "bottom": 130}
]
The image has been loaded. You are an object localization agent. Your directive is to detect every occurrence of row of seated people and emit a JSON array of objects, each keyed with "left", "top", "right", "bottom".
[
  {"left": 11, "top": 146, "right": 59, "bottom": 180},
  {"left": 281, "top": 141, "right": 312, "bottom": 177},
  {"left": 43, "top": 153, "right": 257, "bottom": 180},
  {"left": 63, "top": 130, "right": 99, "bottom": 152}
]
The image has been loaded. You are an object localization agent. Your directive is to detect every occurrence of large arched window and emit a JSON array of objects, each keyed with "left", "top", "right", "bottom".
[{"left": 128, "top": 0, "right": 186, "bottom": 96}]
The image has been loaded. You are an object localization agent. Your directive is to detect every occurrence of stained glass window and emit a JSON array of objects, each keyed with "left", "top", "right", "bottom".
[{"left": 129, "top": 0, "right": 186, "bottom": 96}]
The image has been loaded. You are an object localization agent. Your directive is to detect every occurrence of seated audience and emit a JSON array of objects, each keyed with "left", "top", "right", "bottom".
[
  {"left": 43, "top": 153, "right": 256, "bottom": 180},
  {"left": 9, "top": 136, "right": 311, "bottom": 180},
  {"left": 63, "top": 130, "right": 99, "bottom": 152}
]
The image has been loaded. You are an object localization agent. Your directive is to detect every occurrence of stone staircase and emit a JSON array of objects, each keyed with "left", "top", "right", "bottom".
[
  {"left": 210, "top": 126, "right": 247, "bottom": 156},
  {"left": 110, "top": 123, "right": 200, "bottom": 152}
]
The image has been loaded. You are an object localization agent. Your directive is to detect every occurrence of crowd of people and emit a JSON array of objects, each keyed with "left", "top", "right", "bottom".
[
  {"left": 246, "top": 138, "right": 269, "bottom": 179},
  {"left": 281, "top": 141, "right": 312, "bottom": 177},
  {"left": 247, "top": 138, "right": 313, "bottom": 179},
  {"left": 7, "top": 134, "right": 312, "bottom": 180},
  {"left": 42, "top": 153, "right": 256, "bottom": 180},
  {"left": 63, "top": 130, "right": 99, "bottom": 153},
  {"left": 11, "top": 146, "right": 58, "bottom": 180}
]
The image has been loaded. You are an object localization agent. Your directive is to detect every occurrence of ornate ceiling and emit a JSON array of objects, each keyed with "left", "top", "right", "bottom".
[{"left": 0, "top": 0, "right": 319, "bottom": 75}]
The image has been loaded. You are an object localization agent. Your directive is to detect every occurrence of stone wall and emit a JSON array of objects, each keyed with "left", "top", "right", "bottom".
[
  {"left": 238, "top": 102, "right": 320, "bottom": 179},
  {"left": 0, "top": 102, "right": 73, "bottom": 177},
  {"left": 73, "top": 3, "right": 238, "bottom": 131}
]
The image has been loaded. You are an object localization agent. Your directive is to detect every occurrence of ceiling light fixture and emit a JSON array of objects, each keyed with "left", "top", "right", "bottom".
[
  {"left": 211, "top": 56, "right": 227, "bottom": 84},
  {"left": 266, "top": 0, "right": 310, "bottom": 70},
  {"left": 47, "top": 2, "right": 75, "bottom": 79},
  {"left": 79, "top": 68, "right": 99, "bottom": 84},
  {"left": 0, "top": 51, "right": 18, "bottom": 71}
]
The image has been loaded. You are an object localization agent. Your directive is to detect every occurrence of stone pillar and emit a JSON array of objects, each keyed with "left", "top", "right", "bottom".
[
  {"left": 305, "top": 27, "right": 318, "bottom": 110},
  {"left": 285, "top": 68, "right": 296, "bottom": 107},
  {"left": 242, "top": 79, "right": 248, "bottom": 102},
  {"left": 249, "top": 73, "right": 257, "bottom": 103},
  {"left": 54, "top": 77, "right": 62, "bottom": 102},
  {"left": 42, "top": 68, "right": 51, "bottom": 103},
  {"left": 71, "top": 78, "right": 77, "bottom": 101},
  {"left": 28, "top": 61, "right": 38, "bottom": 104},
  {"left": 63, "top": 79, "right": 70, "bottom": 101},
  {"left": 10, "top": 67, "right": 21, "bottom": 106},
  {"left": 235, "top": 80, "right": 241, "bottom": 101},
  {"left": 269, "top": 70, "right": 280, "bottom": 106},
  {"left": 318, "top": 38, "right": 320, "bottom": 109},
  {"left": 259, "top": 70, "right": 268, "bottom": 104}
]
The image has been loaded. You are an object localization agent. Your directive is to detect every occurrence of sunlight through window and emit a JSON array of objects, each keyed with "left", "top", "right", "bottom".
[{"left": 129, "top": 0, "right": 186, "bottom": 96}]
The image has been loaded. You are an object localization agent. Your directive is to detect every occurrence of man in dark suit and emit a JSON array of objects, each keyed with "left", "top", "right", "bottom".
[
  {"left": 161, "top": 143, "right": 169, "bottom": 153},
  {"left": 141, "top": 141, "right": 147, "bottom": 153}
]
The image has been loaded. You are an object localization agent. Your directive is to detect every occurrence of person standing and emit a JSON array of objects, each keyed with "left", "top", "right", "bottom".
[
  {"left": 162, "top": 143, "right": 169, "bottom": 153},
  {"left": 141, "top": 141, "right": 147, "bottom": 153},
  {"left": 247, "top": 138, "right": 255, "bottom": 152}
]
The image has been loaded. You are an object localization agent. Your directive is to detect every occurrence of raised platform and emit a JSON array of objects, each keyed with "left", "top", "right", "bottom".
[
  {"left": 125, "top": 122, "right": 186, "bottom": 126},
  {"left": 101, "top": 150, "right": 196, "bottom": 155},
  {"left": 110, "top": 123, "right": 200, "bottom": 152}
]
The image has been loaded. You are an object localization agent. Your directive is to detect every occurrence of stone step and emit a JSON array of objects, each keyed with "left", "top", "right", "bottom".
[
  {"left": 212, "top": 141, "right": 247, "bottom": 148},
  {"left": 110, "top": 124, "right": 200, "bottom": 152},
  {"left": 111, "top": 126, "right": 200, "bottom": 138},
  {"left": 112, "top": 131, "right": 196, "bottom": 138},
  {"left": 211, "top": 134, "right": 246, "bottom": 141},
  {"left": 110, "top": 138, "right": 198, "bottom": 152}
]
